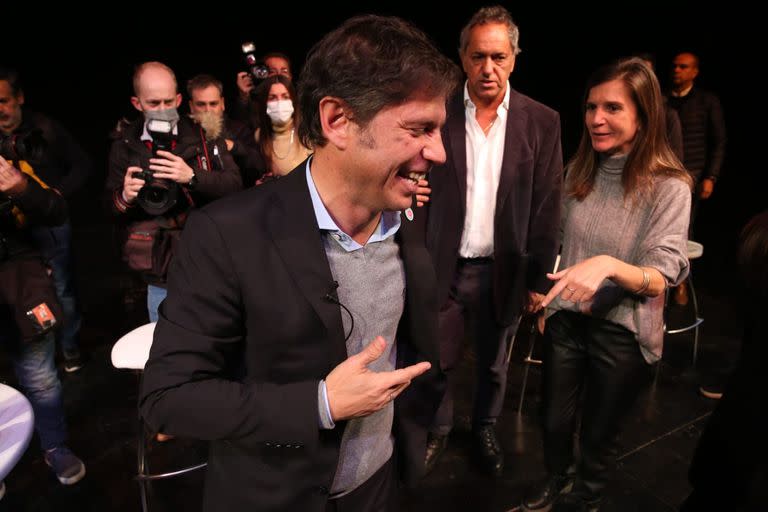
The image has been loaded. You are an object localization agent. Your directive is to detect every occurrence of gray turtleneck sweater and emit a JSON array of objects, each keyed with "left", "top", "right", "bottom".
[{"left": 547, "top": 154, "right": 691, "bottom": 363}]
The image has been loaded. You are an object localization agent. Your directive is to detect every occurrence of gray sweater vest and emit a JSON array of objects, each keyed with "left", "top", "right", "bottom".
[{"left": 323, "top": 231, "right": 405, "bottom": 495}]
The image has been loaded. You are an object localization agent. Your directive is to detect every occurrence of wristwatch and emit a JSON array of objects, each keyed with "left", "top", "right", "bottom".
[{"left": 187, "top": 171, "right": 198, "bottom": 189}]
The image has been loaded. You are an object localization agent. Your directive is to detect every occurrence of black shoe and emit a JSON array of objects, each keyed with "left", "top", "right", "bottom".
[
  {"left": 473, "top": 425, "right": 504, "bottom": 476},
  {"left": 522, "top": 474, "right": 574, "bottom": 511},
  {"left": 424, "top": 433, "right": 448, "bottom": 475},
  {"left": 63, "top": 354, "right": 85, "bottom": 373},
  {"left": 551, "top": 492, "right": 601, "bottom": 512}
]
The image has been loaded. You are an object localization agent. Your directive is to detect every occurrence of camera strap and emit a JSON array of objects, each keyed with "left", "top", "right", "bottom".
[
  {"left": 7, "top": 160, "right": 54, "bottom": 227},
  {"left": 197, "top": 125, "right": 212, "bottom": 172}
]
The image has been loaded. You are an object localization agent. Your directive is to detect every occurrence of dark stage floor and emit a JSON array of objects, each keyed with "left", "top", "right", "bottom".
[{"left": 0, "top": 218, "right": 741, "bottom": 511}]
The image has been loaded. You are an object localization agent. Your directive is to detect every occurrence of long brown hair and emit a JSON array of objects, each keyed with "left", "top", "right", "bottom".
[
  {"left": 567, "top": 58, "right": 692, "bottom": 201},
  {"left": 254, "top": 75, "right": 299, "bottom": 170}
]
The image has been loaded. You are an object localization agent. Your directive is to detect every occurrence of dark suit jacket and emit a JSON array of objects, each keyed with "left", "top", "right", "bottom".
[
  {"left": 426, "top": 89, "right": 563, "bottom": 326},
  {"left": 139, "top": 165, "right": 443, "bottom": 511}
]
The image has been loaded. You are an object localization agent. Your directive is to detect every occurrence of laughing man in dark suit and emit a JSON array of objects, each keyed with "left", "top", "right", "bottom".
[{"left": 140, "top": 15, "right": 461, "bottom": 512}]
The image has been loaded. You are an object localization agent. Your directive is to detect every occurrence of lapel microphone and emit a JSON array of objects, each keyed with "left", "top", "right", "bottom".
[
  {"left": 323, "top": 281, "right": 353, "bottom": 341},
  {"left": 324, "top": 281, "right": 340, "bottom": 303}
]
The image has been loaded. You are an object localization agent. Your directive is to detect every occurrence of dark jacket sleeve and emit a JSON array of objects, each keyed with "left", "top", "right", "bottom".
[
  {"left": 705, "top": 94, "right": 727, "bottom": 180},
  {"left": 527, "top": 113, "right": 563, "bottom": 293},
  {"left": 104, "top": 138, "right": 145, "bottom": 221},
  {"left": 11, "top": 178, "right": 68, "bottom": 227},
  {"left": 192, "top": 139, "right": 243, "bottom": 201},
  {"left": 226, "top": 119, "right": 266, "bottom": 186},
  {"left": 666, "top": 107, "right": 684, "bottom": 162},
  {"left": 139, "top": 209, "right": 320, "bottom": 444}
]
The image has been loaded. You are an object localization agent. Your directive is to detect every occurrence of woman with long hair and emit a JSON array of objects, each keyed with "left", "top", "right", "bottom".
[
  {"left": 522, "top": 58, "right": 693, "bottom": 512},
  {"left": 253, "top": 75, "right": 312, "bottom": 181}
]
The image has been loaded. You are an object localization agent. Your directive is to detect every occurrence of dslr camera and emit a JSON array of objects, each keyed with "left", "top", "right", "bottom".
[
  {"left": 241, "top": 42, "right": 269, "bottom": 82},
  {"left": 0, "top": 129, "right": 46, "bottom": 162},
  {"left": 132, "top": 119, "right": 179, "bottom": 216},
  {"left": 1, "top": 129, "right": 46, "bottom": 216}
]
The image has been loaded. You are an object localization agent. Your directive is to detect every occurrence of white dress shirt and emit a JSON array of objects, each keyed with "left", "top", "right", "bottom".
[{"left": 459, "top": 82, "right": 510, "bottom": 258}]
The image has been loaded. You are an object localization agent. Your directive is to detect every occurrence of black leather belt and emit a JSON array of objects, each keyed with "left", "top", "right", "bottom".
[{"left": 458, "top": 257, "right": 493, "bottom": 265}]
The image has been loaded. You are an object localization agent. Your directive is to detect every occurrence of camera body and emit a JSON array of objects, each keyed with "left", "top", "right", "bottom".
[
  {"left": 242, "top": 42, "right": 269, "bottom": 82},
  {"left": 0, "top": 129, "right": 46, "bottom": 163},
  {"left": 133, "top": 119, "right": 179, "bottom": 216},
  {"left": 1, "top": 130, "right": 47, "bottom": 220}
]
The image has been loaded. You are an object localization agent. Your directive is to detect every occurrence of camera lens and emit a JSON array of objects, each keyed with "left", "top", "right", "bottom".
[{"left": 137, "top": 179, "right": 179, "bottom": 216}]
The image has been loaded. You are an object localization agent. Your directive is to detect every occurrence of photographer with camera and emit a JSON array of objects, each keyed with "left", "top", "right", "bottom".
[
  {"left": 232, "top": 49, "right": 293, "bottom": 131},
  {"left": 1, "top": 67, "right": 92, "bottom": 373},
  {"left": 106, "top": 62, "right": 241, "bottom": 322},
  {"left": 0, "top": 151, "right": 86, "bottom": 487}
]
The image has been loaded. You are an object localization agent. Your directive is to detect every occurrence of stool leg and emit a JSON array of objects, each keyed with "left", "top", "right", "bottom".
[
  {"left": 136, "top": 372, "right": 150, "bottom": 512},
  {"left": 517, "top": 322, "right": 539, "bottom": 414},
  {"left": 688, "top": 274, "right": 702, "bottom": 368},
  {"left": 506, "top": 316, "right": 521, "bottom": 364},
  {"left": 138, "top": 417, "right": 150, "bottom": 512}
]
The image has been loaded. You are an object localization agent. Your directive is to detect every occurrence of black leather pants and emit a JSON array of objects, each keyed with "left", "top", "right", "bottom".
[{"left": 540, "top": 310, "right": 652, "bottom": 498}]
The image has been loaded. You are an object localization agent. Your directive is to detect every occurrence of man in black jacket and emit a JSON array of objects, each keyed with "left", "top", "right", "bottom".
[
  {"left": 668, "top": 52, "right": 726, "bottom": 214},
  {"left": 105, "top": 62, "right": 241, "bottom": 322},
  {"left": 667, "top": 52, "right": 726, "bottom": 306},
  {"left": 0, "top": 153, "right": 86, "bottom": 487},
  {"left": 140, "top": 16, "right": 460, "bottom": 511},
  {"left": 0, "top": 67, "right": 91, "bottom": 372}
]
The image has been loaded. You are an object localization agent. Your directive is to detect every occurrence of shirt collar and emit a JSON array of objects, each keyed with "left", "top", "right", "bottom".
[
  {"left": 463, "top": 81, "right": 511, "bottom": 112},
  {"left": 305, "top": 158, "right": 401, "bottom": 252},
  {"left": 671, "top": 84, "right": 694, "bottom": 98}
]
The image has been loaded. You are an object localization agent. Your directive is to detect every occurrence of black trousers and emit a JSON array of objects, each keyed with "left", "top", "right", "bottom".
[
  {"left": 431, "top": 259, "right": 514, "bottom": 434},
  {"left": 540, "top": 311, "right": 652, "bottom": 497},
  {"left": 325, "top": 457, "right": 397, "bottom": 512}
]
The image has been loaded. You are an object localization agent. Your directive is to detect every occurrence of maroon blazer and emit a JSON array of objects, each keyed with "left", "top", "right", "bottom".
[
  {"left": 140, "top": 166, "right": 443, "bottom": 511},
  {"left": 425, "top": 89, "right": 563, "bottom": 325}
]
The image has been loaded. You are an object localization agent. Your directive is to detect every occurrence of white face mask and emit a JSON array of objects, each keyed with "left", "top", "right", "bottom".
[{"left": 266, "top": 100, "right": 294, "bottom": 125}]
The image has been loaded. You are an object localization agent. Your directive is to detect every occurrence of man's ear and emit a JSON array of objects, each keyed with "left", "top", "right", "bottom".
[
  {"left": 130, "top": 96, "right": 143, "bottom": 112},
  {"left": 319, "top": 96, "right": 351, "bottom": 150},
  {"left": 17, "top": 91, "right": 25, "bottom": 107},
  {"left": 175, "top": 93, "right": 182, "bottom": 108}
]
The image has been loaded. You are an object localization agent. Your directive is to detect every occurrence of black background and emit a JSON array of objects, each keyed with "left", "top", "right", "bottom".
[{"left": 5, "top": 4, "right": 761, "bottom": 286}]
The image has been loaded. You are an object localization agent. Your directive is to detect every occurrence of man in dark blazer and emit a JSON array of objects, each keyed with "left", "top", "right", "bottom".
[
  {"left": 422, "top": 6, "right": 563, "bottom": 476},
  {"left": 140, "top": 15, "right": 460, "bottom": 512}
]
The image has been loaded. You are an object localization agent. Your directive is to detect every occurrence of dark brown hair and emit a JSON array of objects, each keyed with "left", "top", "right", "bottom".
[
  {"left": 297, "top": 15, "right": 461, "bottom": 148},
  {"left": 254, "top": 75, "right": 299, "bottom": 170}
]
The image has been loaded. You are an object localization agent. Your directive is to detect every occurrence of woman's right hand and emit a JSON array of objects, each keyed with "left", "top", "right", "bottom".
[{"left": 541, "top": 255, "right": 617, "bottom": 307}]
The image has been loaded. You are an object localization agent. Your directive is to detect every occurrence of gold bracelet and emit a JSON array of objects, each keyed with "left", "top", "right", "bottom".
[{"left": 634, "top": 268, "right": 650, "bottom": 295}]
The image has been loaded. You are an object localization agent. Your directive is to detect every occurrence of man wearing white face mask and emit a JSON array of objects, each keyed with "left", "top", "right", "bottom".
[
  {"left": 105, "top": 62, "right": 242, "bottom": 322},
  {"left": 254, "top": 75, "right": 312, "bottom": 180}
]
